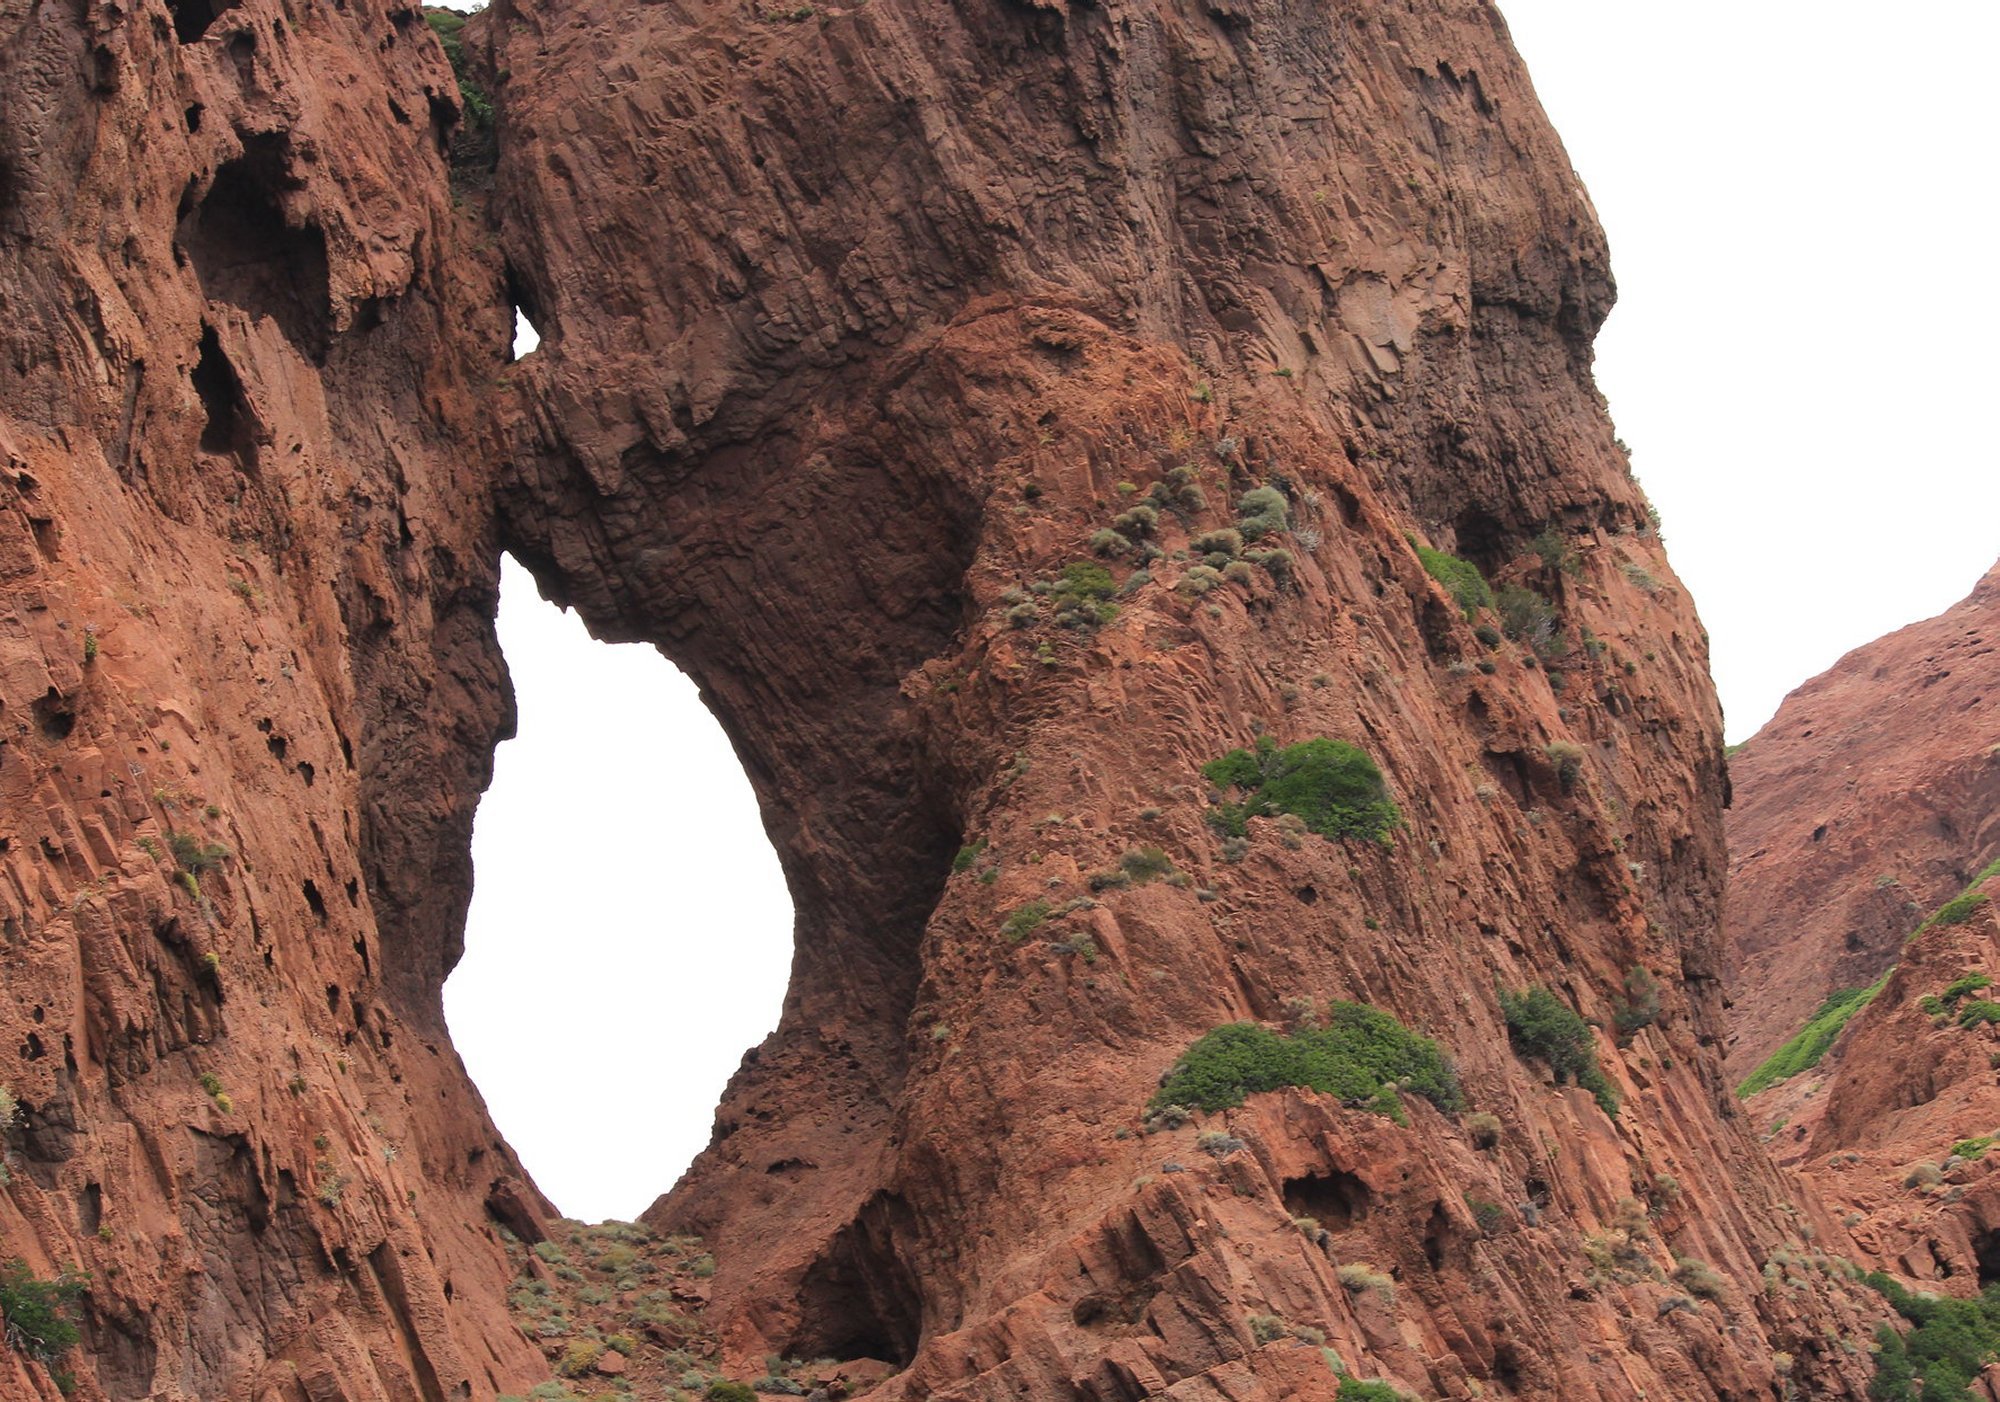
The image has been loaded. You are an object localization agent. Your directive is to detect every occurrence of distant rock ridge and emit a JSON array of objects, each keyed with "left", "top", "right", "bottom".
[{"left": 1726, "top": 560, "right": 2000, "bottom": 1078}]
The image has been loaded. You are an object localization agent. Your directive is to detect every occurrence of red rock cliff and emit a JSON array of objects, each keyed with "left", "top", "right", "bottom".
[
  {"left": 480, "top": 0, "right": 1878, "bottom": 1396},
  {"left": 1726, "top": 561, "right": 2000, "bottom": 1076},
  {"left": 0, "top": 0, "right": 1896, "bottom": 1396},
  {"left": 0, "top": 0, "right": 546, "bottom": 1396}
]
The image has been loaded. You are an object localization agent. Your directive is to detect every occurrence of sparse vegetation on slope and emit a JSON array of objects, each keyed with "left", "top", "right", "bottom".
[{"left": 1736, "top": 969, "right": 1892, "bottom": 1097}]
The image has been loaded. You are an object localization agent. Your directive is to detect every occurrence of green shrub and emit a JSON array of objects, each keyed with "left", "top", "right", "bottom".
[
  {"left": 1335, "top": 1262, "right": 1395, "bottom": 1299},
  {"left": 1001, "top": 901, "right": 1050, "bottom": 942},
  {"left": 1864, "top": 1272, "right": 2000, "bottom": 1399},
  {"left": 1048, "top": 561, "right": 1119, "bottom": 629},
  {"left": 1200, "top": 736, "right": 1400, "bottom": 843},
  {"left": 1236, "top": 486, "right": 1289, "bottom": 540},
  {"left": 1499, "top": 986, "right": 1618, "bottom": 1114},
  {"left": 1150, "top": 1002, "right": 1460, "bottom": 1120},
  {"left": 1950, "top": 1136, "right": 1994, "bottom": 1161},
  {"left": 1940, "top": 973, "right": 1992, "bottom": 1007},
  {"left": 1118, "top": 847, "right": 1174, "bottom": 883},
  {"left": 1113, "top": 505, "right": 1159, "bottom": 538},
  {"left": 1246, "top": 548, "right": 1293, "bottom": 582},
  {"left": 1910, "top": 858, "right": 2000, "bottom": 942},
  {"left": 168, "top": 832, "right": 229, "bottom": 874},
  {"left": 1336, "top": 1381, "right": 1410, "bottom": 1402},
  {"left": 423, "top": 8, "right": 493, "bottom": 128},
  {"left": 1246, "top": 1311, "right": 1286, "bottom": 1343},
  {"left": 1090, "top": 528, "right": 1131, "bottom": 557},
  {"left": 1613, "top": 966, "right": 1661, "bottom": 1037},
  {"left": 1190, "top": 528, "right": 1243, "bottom": 558},
  {"left": 1735, "top": 971, "right": 1890, "bottom": 1096},
  {"left": 1496, "top": 584, "right": 1563, "bottom": 656},
  {"left": 0, "top": 1258, "right": 86, "bottom": 1367},
  {"left": 1959, "top": 1000, "right": 2000, "bottom": 1028},
  {"left": 706, "top": 1384, "right": 758, "bottom": 1402},
  {"left": 1531, "top": 526, "right": 1578, "bottom": 576},
  {"left": 1414, "top": 546, "right": 1490, "bottom": 616},
  {"left": 952, "top": 840, "right": 987, "bottom": 874}
]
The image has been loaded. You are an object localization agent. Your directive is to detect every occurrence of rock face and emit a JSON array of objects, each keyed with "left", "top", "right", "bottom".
[
  {"left": 1722, "top": 563, "right": 2000, "bottom": 1298},
  {"left": 0, "top": 0, "right": 1896, "bottom": 1396},
  {"left": 0, "top": 0, "right": 547, "bottom": 1397},
  {"left": 480, "top": 1, "right": 1879, "bottom": 1397},
  {"left": 1726, "top": 562, "right": 2000, "bottom": 1076}
]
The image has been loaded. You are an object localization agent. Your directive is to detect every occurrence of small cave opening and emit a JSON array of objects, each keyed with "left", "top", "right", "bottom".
[
  {"left": 786, "top": 1193, "right": 926, "bottom": 1365},
  {"left": 177, "top": 134, "right": 330, "bottom": 357},
  {"left": 443, "top": 555, "right": 792, "bottom": 1222},
  {"left": 192, "top": 324, "right": 256, "bottom": 461},
  {"left": 166, "top": 0, "right": 222, "bottom": 44},
  {"left": 506, "top": 266, "right": 544, "bottom": 362},
  {"left": 1974, "top": 1229, "right": 2000, "bottom": 1287},
  {"left": 1282, "top": 1168, "right": 1372, "bottom": 1233}
]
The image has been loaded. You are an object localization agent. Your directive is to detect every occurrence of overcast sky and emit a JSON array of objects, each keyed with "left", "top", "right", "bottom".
[{"left": 444, "top": 1, "right": 2000, "bottom": 1223}]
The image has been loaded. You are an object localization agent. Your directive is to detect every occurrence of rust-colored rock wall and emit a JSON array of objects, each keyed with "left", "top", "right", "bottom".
[
  {"left": 0, "top": 0, "right": 1908, "bottom": 1395},
  {"left": 1726, "top": 562, "right": 2000, "bottom": 1075},
  {"left": 1723, "top": 562, "right": 2000, "bottom": 1298},
  {"left": 480, "top": 0, "right": 1879, "bottom": 1395},
  {"left": 0, "top": 0, "right": 549, "bottom": 1396}
]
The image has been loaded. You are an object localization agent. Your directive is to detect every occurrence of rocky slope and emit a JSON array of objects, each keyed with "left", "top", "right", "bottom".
[
  {"left": 1723, "top": 562, "right": 2000, "bottom": 1312},
  {"left": 0, "top": 0, "right": 1899, "bottom": 1396},
  {"left": 1726, "top": 561, "right": 2000, "bottom": 1076}
]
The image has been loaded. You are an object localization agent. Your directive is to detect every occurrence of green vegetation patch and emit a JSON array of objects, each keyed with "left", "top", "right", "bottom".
[
  {"left": 1735, "top": 969, "right": 1891, "bottom": 1097},
  {"left": 1865, "top": 1271, "right": 2000, "bottom": 1400},
  {"left": 0, "top": 1258, "right": 86, "bottom": 1378},
  {"left": 1414, "top": 545, "right": 1491, "bottom": 616},
  {"left": 1911, "top": 858, "right": 2000, "bottom": 942},
  {"left": 1151, "top": 1001, "right": 1461, "bottom": 1123},
  {"left": 423, "top": 9, "right": 493, "bottom": 128},
  {"left": 1201, "top": 736, "right": 1400, "bottom": 843},
  {"left": 1499, "top": 986, "right": 1618, "bottom": 1115}
]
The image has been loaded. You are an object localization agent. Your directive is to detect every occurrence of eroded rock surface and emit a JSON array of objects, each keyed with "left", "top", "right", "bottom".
[
  {"left": 0, "top": 0, "right": 1902, "bottom": 1395},
  {"left": 479, "top": 0, "right": 1879, "bottom": 1395},
  {"left": 0, "top": 0, "right": 546, "bottom": 1396}
]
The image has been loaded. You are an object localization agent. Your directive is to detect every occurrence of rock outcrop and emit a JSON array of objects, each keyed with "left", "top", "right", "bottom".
[
  {"left": 1723, "top": 562, "right": 2000, "bottom": 1299},
  {"left": 1726, "top": 561, "right": 2000, "bottom": 1076},
  {"left": 0, "top": 0, "right": 1898, "bottom": 1396},
  {"left": 0, "top": 0, "right": 547, "bottom": 1396}
]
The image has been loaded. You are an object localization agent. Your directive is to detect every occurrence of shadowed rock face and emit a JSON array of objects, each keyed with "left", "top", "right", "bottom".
[
  {"left": 1726, "top": 562, "right": 2000, "bottom": 1076},
  {"left": 0, "top": 0, "right": 1894, "bottom": 1395}
]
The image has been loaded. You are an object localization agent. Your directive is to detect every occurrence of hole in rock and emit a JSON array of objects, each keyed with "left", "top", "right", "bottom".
[
  {"left": 445, "top": 555, "right": 791, "bottom": 1222},
  {"left": 177, "top": 134, "right": 330, "bottom": 357},
  {"left": 1283, "top": 1168, "right": 1372, "bottom": 1232},
  {"left": 193, "top": 324, "right": 255, "bottom": 460},
  {"left": 786, "top": 1192, "right": 925, "bottom": 1365},
  {"left": 1976, "top": 1229, "right": 2000, "bottom": 1287},
  {"left": 166, "top": 0, "right": 222, "bottom": 44},
  {"left": 510, "top": 303, "right": 540, "bottom": 362}
]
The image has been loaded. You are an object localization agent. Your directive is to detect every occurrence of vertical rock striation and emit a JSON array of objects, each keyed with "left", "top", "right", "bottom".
[{"left": 0, "top": 0, "right": 545, "bottom": 1395}]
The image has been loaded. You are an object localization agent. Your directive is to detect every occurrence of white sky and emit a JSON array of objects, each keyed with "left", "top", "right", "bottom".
[{"left": 444, "top": 3, "right": 1999, "bottom": 1222}]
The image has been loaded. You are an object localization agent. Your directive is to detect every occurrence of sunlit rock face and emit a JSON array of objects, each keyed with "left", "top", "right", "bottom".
[{"left": 0, "top": 0, "right": 1893, "bottom": 1395}]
